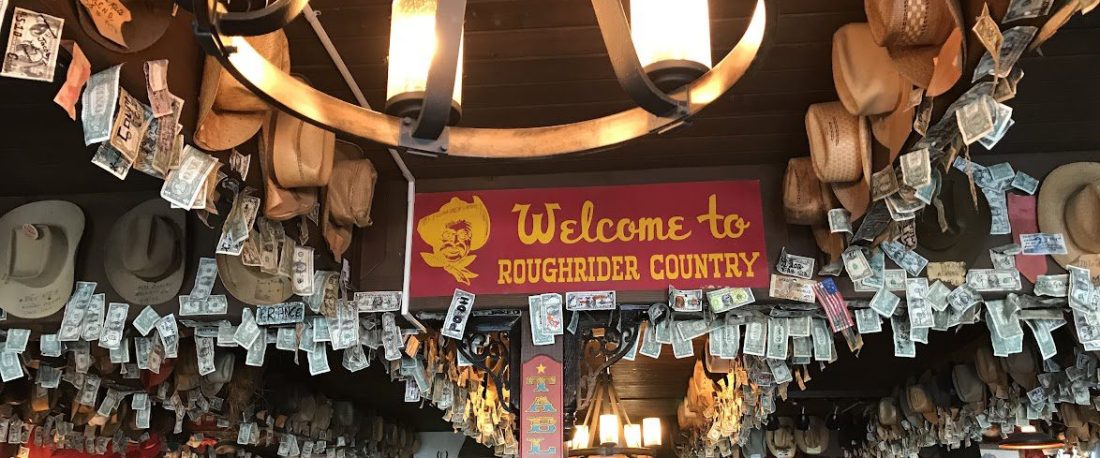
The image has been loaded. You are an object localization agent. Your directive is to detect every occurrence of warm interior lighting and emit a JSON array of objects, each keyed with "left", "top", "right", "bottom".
[
  {"left": 630, "top": 0, "right": 712, "bottom": 90},
  {"left": 599, "top": 414, "right": 620, "bottom": 445},
  {"left": 624, "top": 424, "right": 643, "bottom": 448},
  {"left": 385, "top": 0, "right": 464, "bottom": 119},
  {"left": 572, "top": 425, "right": 591, "bottom": 449},
  {"left": 642, "top": 417, "right": 662, "bottom": 447}
]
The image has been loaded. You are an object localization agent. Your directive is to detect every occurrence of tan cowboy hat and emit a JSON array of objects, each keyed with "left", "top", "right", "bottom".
[
  {"left": 323, "top": 140, "right": 378, "bottom": 261},
  {"left": 783, "top": 157, "right": 828, "bottom": 226},
  {"left": 869, "top": 84, "right": 915, "bottom": 161},
  {"left": 794, "top": 417, "right": 829, "bottom": 455},
  {"left": 104, "top": 199, "right": 186, "bottom": 305},
  {"left": 767, "top": 417, "right": 798, "bottom": 458},
  {"left": 877, "top": 397, "right": 899, "bottom": 427},
  {"left": 906, "top": 382, "right": 939, "bottom": 425},
  {"left": 806, "top": 102, "right": 872, "bottom": 219},
  {"left": 272, "top": 79, "right": 336, "bottom": 188},
  {"left": 0, "top": 201, "right": 84, "bottom": 319},
  {"left": 865, "top": 0, "right": 966, "bottom": 97},
  {"left": 194, "top": 30, "right": 290, "bottom": 152},
  {"left": 813, "top": 225, "right": 845, "bottom": 265},
  {"left": 807, "top": 102, "right": 872, "bottom": 184},
  {"left": 832, "top": 23, "right": 908, "bottom": 117},
  {"left": 217, "top": 253, "right": 293, "bottom": 306},
  {"left": 1038, "top": 162, "right": 1100, "bottom": 279},
  {"left": 74, "top": 0, "right": 174, "bottom": 53},
  {"left": 260, "top": 112, "right": 317, "bottom": 222}
]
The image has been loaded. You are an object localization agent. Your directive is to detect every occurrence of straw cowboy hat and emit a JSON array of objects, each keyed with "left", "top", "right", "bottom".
[
  {"left": 194, "top": 30, "right": 290, "bottom": 152},
  {"left": 806, "top": 101, "right": 872, "bottom": 220},
  {"left": 767, "top": 417, "right": 798, "bottom": 458},
  {"left": 783, "top": 157, "right": 829, "bottom": 226},
  {"left": 74, "top": 0, "right": 174, "bottom": 53},
  {"left": 915, "top": 170, "right": 990, "bottom": 265},
  {"left": 865, "top": 0, "right": 966, "bottom": 97},
  {"left": 1038, "top": 162, "right": 1100, "bottom": 279},
  {"left": 104, "top": 199, "right": 186, "bottom": 305},
  {"left": 0, "top": 201, "right": 84, "bottom": 319},
  {"left": 217, "top": 253, "right": 293, "bottom": 306}
]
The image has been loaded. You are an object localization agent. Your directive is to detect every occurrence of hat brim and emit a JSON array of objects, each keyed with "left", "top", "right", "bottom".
[
  {"left": 1038, "top": 162, "right": 1100, "bottom": 278},
  {"left": 73, "top": 0, "right": 174, "bottom": 54},
  {"left": 915, "top": 171, "right": 991, "bottom": 264},
  {"left": 193, "top": 56, "right": 267, "bottom": 152},
  {"left": 832, "top": 180, "right": 871, "bottom": 221},
  {"left": 105, "top": 199, "right": 186, "bottom": 305},
  {"left": 217, "top": 254, "right": 293, "bottom": 306},
  {"left": 0, "top": 201, "right": 84, "bottom": 319},
  {"left": 870, "top": 84, "right": 915, "bottom": 161}
]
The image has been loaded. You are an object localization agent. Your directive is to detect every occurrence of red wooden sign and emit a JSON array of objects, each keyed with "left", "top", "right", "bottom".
[
  {"left": 520, "top": 355, "right": 564, "bottom": 457},
  {"left": 410, "top": 180, "right": 769, "bottom": 297}
]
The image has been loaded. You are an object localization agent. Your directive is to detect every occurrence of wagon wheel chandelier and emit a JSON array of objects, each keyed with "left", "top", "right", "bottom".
[{"left": 182, "top": 0, "right": 770, "bottom": 158}]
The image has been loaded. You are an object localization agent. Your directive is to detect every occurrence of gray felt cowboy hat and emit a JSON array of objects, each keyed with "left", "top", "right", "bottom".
[
  {"left": 105, "top": 199, "right": 186, "bottom": 305},
  {"left": 0, "top": 201, "right": 84, "bottom": 319}
]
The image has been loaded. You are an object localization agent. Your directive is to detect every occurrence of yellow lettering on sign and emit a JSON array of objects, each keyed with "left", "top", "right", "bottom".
[
  {"left": 697, "top": 194, "right": 751, "bottom": 239},
  {"left": 513, "top": 200, "right": 693, "bottom": 245},
  {"left": 498, "top": 252, "right": 758, "bottom": 285}
]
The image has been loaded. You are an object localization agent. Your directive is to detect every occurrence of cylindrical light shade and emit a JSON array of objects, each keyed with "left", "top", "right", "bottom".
[
  {"left": 624, "top": 424, "right": 643, "bottom": 448},
  {"left": 630, "top": 0, "right": 712, "bottom": 90},
  {"left": 385, "top": 0, "right": 464, "bottom": 118},
  {"left": 599, "top": 414, "right": 620, "bottom": 445},
  {"left": 572, "top": 425, "right": 591, "bottom": 449},
  {"left": 643, "top": 417, "right": 663, "bottom": 446}
]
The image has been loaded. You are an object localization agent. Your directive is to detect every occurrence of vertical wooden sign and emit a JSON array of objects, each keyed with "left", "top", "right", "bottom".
[{"left": 520, "top": 312, "right": 564, "bottom": 457}]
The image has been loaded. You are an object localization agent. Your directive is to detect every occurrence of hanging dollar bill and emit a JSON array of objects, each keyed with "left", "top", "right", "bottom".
[
  {"left": 926, "top": 281, "right": 952, "bottom": 312},
  {"left": 109, "top": 90, "right": 149, "bottom": 162},
  {"left": 143, "top": 59, "right": 174, "bottom": 118},
  {"left": 957, "top": 96, "right": 995, "bottom": 145},
  {"left": 1003, "top": 0, "right": 1055, "bottom": 22},
  {"left": 668, "top": 286, "right": 703, "bottom": 312},
  {"left": 890, "top": 316, "right": 917, "bottom": 358},
  {"left": 1034, "top": 274, "right": 1068, "bottom": 297},
  {"left": 1020, "top": 233, "right": 1069, "bottom": 255},
  {"left": 565, "top": 290, "right": 616, "bottom": 311},
  {"left": 906, "top": 278, "right": 934, "bottom": 329},
  {"left": 881, "top": 241, "right": 929, "bottom": 277},
  {"left": 967, "top": 268, "right": 1022, "bottom": 291},
  {"left": 1, "top": 8, "right": 63, "bottom": 82},
  {"left": 742, "top": 318, "right": 767, "bottom": 357},
  {"left": 355, "top": 291, "right": 402, "bottom": 313},
  {"left": 769, "top": 275, "right": 815, "bottom": 303},
  {"left": 973, "top": 4, "right": 1003, "bottom": 64},
  {"left": 527, "top": 295, "right": 554, "bottom": 346},
  {"left": 308, "top": 343, "right": 331, "bottom": 375},
  {"left": 855, "top": 309, "right": 882, "bottom": 334},
  {"left": 39, "top": 334, "right": 61, "bottom": 358},
  {"left": 811, "top": 318, "right": 834, "bottom": 362},
  {"left": 292, "top": 246, "right": 315, "bottom": 296},
  {"left": 900, "top": 149, "right": 932, "bottom": 188},
  {"left": 765, "top": 317, "right": 789, "bottom": 360},
  {"left": 98, "top": 302, "right": 128, "bottom": 350},
  {"left": 155, "top": 314, "right": 179, "bottom": 358},
  {"left": 870, "top": 288, "right": 901, "bottom": 318},
  {"left": 441, "top": 289, "right": 475, "bottom": 340},
  {"left": 80, "top": 293, "right": 105, "bottom": 341},
  {"left": 871, "top": 165, "right": 900, "bottom": 201},
  {"left": 827, "top": 209, "right": 852, "bottom": 233},
  {"left": 381, "top": 313, "right": 403, "bottom": 361},
  {"left": 90, "top": 142, "right": 132, "bottom": 180},
  {"left": 776, "top": 247, "right": 815, "bottom": 279},
  {"left": 842, "top": 247, "right": 873, "bottom": 282},
  {"left": 161, "top": 146, "right": 217, "bottom": 208},
  {"left": 706, "top": 287, "right": 755, "bottom": 313},
  {"left": 638, "top": 322, "right": 662, "bottom": 359}
]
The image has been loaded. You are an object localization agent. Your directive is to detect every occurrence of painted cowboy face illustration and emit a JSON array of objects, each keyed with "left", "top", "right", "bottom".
[{"left": 417, "top": 197, "right": 491, "bottom": 285}]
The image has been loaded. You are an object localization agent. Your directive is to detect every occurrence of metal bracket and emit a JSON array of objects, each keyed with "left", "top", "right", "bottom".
[
  {"left": 456, "top": 332, "right": 518, "bottom": 415},
  {"left": 410, "top": 0, "right": 467, "bottom": 142},
  {"left": 573, "top": 308, "right": 645, "bottom": 413},
  {"left": 590, "top": 0, "right": 689, "bottom": 118},
  {"left": 182, "top": 0, "right": 308, "bottom": 36},
  {"left": 399, "top": 118, "right": 451, "bottom": 156}
]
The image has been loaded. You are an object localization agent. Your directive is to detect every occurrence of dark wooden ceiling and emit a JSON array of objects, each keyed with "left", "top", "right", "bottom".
[
  {"left": 1, "top": 0, "right": 1099, "bottom": 446},
  {"left": 1, "top": 0, "right": 1098, "bottom": 193}
]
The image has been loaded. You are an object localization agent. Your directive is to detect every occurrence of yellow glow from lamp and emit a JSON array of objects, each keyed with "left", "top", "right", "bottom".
[
  {"left": 643, "top": 417, "right": 663, "bottom": 447},
  {"left": 572, "top": 425, "right": 590, "bottom": 449},
  {"left": 599, "top": 414, "right": 620, "bottom": 445},
  {"left": 624, "top": 424, "right": 643, "bottom": 448},
  {"left": 386, "top": 0, "right": 464, "bottom": 106},
  {"left": 630, "top": 0, "right": 712, "bottom": 72}
]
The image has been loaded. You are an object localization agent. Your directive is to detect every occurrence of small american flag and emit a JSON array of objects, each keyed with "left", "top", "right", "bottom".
[{"left": 813, "top": 278, "right": 854, "bottom": 332}]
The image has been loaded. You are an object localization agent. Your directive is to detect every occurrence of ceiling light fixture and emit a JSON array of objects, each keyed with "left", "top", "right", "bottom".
[
  {"left": 1000, "top": 425, "right": 1065, "bottom": 450},
  {"left": 185, "top": 0, "right": 770, "bottom": 158}
]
